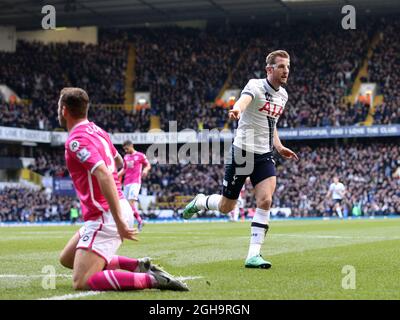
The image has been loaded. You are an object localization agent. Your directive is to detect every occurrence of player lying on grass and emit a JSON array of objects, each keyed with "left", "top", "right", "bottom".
[
  {"left": 183, "top": 50, "right": 298, "bottom": 269},
  {"left": 57, "top": 87, "right": 188, "bottom": 291}
]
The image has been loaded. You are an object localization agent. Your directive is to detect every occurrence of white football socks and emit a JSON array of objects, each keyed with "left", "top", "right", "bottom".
[
  {"left": 247, "top": 208, "right": 270, "bottom": 260},
  {"left": 233, "top": 206, "right": 240, "bottom": 221},
  {"left": 196, "top": 194, "right": 222, "bottom": 211},
  {"left": 337, "top": 207, "right": 343, "bottom": 218}
]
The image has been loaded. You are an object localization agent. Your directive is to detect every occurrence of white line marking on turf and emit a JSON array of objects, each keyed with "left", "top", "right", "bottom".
[
  {"left": 0, "top": 274, "right": 72, "bottom": 279},
  {"left": 176, "top": 276, "right": 203, "bottom": 281},
  {"left": 38, "top": 276, "right": 202, "bottom": 300},
  {"left": 0, "top": 274, "right": 203, "bottom": 281},
  {"left": 272, "top": 234, "right": 400, "bottom": 240},
  {"left": 38, "top": 291, "right": 102, "bottom": 300},
  {"left": 273, "top": 234, "right": 350, "bottom": 239}
]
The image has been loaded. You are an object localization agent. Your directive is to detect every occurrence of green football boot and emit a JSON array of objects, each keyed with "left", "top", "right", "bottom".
[
  {"left": 182, "top": 194, "right": 204, "bottom": 220},
  {"left": 245, "top": 255, "right": 272, "bottom": 269}
]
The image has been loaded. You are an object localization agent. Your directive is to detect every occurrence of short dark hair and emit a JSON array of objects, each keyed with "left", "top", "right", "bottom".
[
  {"left": 123, "top": 140, "right": 133, "bottom": 147},
  {"left": 60, "top": 87, "right": 89, "bottom": 119}
]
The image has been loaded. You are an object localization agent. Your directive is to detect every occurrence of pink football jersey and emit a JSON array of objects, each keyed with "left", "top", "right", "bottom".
[
  {"left": 123, "top": 152, "right": 149, "bottom": 185},
  {"left": 65, "top": 120, "right": 124, "bottom": 221}
]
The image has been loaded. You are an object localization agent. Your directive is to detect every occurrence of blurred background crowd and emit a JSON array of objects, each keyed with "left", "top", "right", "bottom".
[
  {"left": 1, "top": 140, "right": 399, "bottom": 222},
  {"left": 1, "top": 18, "right": 399, "bottom": 133},
  {"left": 1, "top": 17, "right": 399, "bottom": 223}
]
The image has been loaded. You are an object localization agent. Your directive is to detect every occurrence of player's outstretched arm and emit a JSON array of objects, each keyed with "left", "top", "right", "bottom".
[
  {"left": 228, "top": 94, "right": 253, "bottom": 120},
  {"left": 93, "top": 163, "right": 138, "bottom": 241},
  {"left": 273, "top": 126, "right": 299, "bottom": 160}
]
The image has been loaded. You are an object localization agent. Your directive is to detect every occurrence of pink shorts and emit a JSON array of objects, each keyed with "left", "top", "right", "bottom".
[{"left": 77, "top": 199, "right": 134, "bottom": 264}]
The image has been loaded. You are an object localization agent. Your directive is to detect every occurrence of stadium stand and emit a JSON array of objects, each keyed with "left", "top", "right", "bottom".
[
  {"left": 1, "top": 140, "right": 398, "bottom": 222},
  {"left": 1, "top": 19, "right": 398, "bottom": 132},
  {"left": 0, "top": 187, "right": 76, "bottom": 222},
  {"left": 0, "top": 40, "right": 127, "bottom": 103},
  {"left": 1, "top": 18, "right": 399, "bottom": 222},
  {"left": 368, "top": 19, "right": 400, "bottom": 125},
  {"left": 227, "top": 23, "right": 372, "bottom": 128}
]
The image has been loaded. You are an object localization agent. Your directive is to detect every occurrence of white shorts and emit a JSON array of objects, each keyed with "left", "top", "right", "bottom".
[
  {"left": 77, "top": 199, "right": 134, "bottom": 264},
  {"left": 123, "top": 183, "right": 141, "bottom": 201}
]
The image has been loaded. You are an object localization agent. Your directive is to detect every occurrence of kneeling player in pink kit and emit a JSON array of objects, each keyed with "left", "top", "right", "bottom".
[
  {"left": 118, "top": 141, "right": 150, "bottom": 232},
  {"left": 57, "top": 87, "right": 188, "bottom": 292}
]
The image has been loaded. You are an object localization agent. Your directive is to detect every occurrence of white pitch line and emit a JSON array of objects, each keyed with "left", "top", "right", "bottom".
[
  {"left": 39, "top": 291, "right": 102, "bottom": 300},
  {"left": 0, "top": 274, "right": 72, "bottom": 279},
  {"left": 176, "top": 276, "right": 203, "bottom": 281},
  {"left": 272, "top": 234, "right": 400, "bottom": 240},
  {"left": 0, "top": 274, "right": 203, "bottom": 281},
  {"left": 16, "top": 274, "right": 202, "bottom": 300},
  {"left": 38, "top": 277, "right": 202, "bottom": 300}
]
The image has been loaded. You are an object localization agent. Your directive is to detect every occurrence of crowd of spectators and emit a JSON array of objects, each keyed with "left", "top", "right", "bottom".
[
  {"left": 274, "top": 141, "right": 400, "bottom": 217},
  {"left": 111, "top": 22, "right": 374, "bottom": 131},
  {"left": 3, "top": 140, "right": 398, "bottom": 222},
  {"left": 0, "top": 38, "right": 147, "bottom": 132},
  {"left": 0, "top": 40, "right": 127, "bottom": 104},
  {"left": 228, "top": 23, "right": 372, "bottom": 129},
  {"left": 27, "top": 149, "right": 68, "bottom": 177},
  {"left": 0, "top": 187, "right": 77, "bottom": 222},
  {"left": 0, "top": 38, "right": 150, "bottom": 131},
  {"left": 141, "top": 141, "right": 400, "bottom": 217},
  {"left": 127, "top": 26, "right": 244, "bottom": 131},
  {"left": 0, "top": 102, "right": 149, "bottom": 133},
  {"left": 369, "top": 18, "right": 400, "bottom": 125},
  {"left": 3, "top": 18, "right": 399, "bottom": 133},
  {"left": 0, "top": 101, "right": 57, "bottom": 130}
]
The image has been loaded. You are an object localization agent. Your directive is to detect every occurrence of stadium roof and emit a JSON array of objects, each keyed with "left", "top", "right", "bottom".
[{"left": 0, "top": 0, "right": 399, "bottom": 30}]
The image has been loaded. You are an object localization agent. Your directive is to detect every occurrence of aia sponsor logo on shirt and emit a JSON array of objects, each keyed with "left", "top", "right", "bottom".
[{"left": 258, "top": 101, "right": 284, "bottom": 118}]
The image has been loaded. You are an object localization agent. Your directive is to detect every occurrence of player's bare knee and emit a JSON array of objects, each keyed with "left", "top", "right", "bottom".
[{"left": 257, "top": 197, "right": 272, "bottom": 210}]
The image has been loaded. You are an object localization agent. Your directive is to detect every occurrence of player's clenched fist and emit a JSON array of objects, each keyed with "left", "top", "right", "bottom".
[{"left": 229, "top": 108, "right": 241, "bottom": 120}]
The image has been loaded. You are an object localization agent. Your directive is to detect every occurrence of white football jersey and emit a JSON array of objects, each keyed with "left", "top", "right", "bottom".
[
  {"left": 329, "top": 182, "right": 346, "bottom": 200},
  {"left": 233, "top": 78, "right": 288, "bottom": 154}
]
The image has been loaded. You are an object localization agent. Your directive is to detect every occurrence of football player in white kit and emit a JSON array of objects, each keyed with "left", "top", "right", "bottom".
[
  {"left": 183, "top": 50, "right": 298, "bottom": 269},
  {"left": 326, "top": 176, "right": 346, "bottom": 219}
]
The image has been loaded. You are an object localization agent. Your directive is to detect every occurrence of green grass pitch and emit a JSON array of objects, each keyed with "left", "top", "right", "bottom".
[{"left": 1, "top": 218, "right": 399, "bottom": 300}]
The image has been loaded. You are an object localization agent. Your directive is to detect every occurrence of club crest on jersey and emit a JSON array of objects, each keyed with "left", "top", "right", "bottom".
[
  {"left": 77, "top": 148, "right": 91, "bottom": 162},
  {"left": 69, "top": 140, "right": 80, "bottom": 152},
  {"left": 264, "top": 92, "right": 273, "bottom": 102},
  {"left": 127, "top": 160, "right": 135, "bottom": 168}
]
